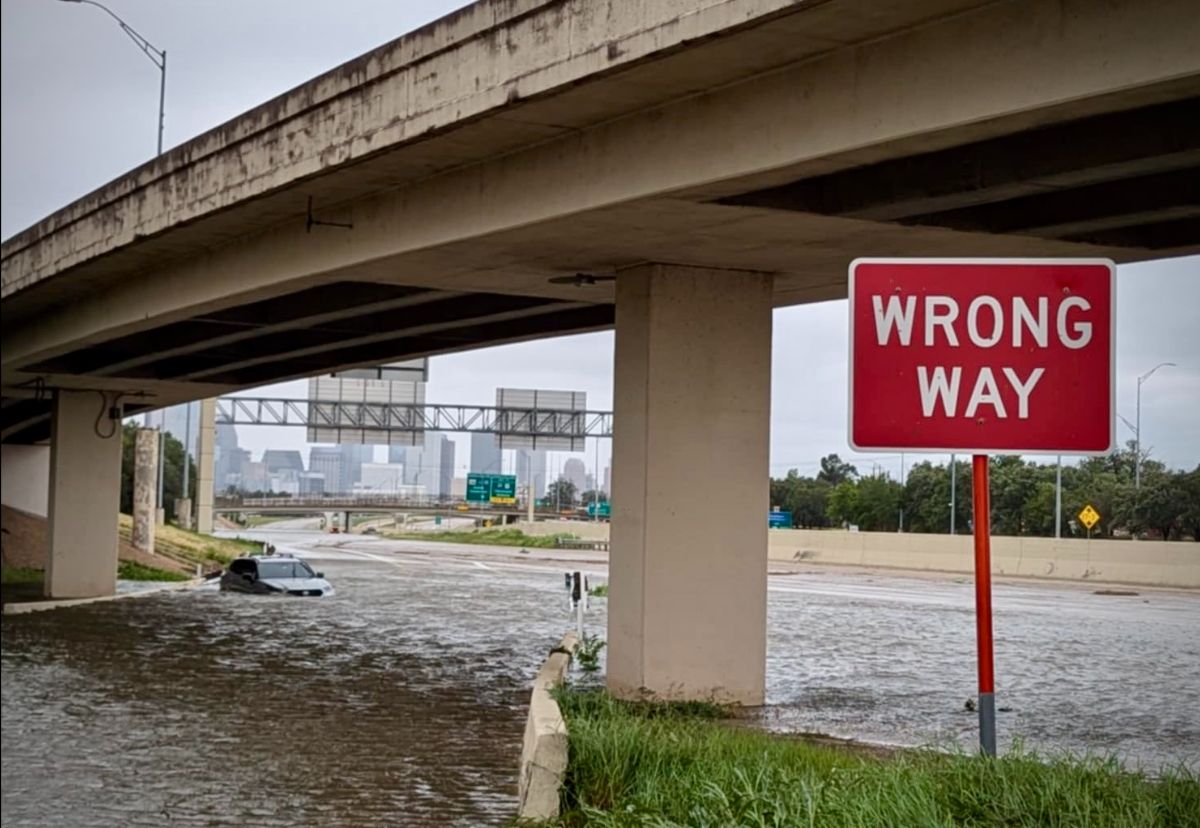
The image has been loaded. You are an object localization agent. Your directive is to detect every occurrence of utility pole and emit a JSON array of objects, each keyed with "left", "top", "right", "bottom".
[
  {"left": 950, "top": 453, "right": 957, "bottom": 535},
  {"left": 1054, "top": 455, "right": 1062, "bottom": 539},
  {"left": 1135, "top": 362, "right": 1176, "bottom": 491}
]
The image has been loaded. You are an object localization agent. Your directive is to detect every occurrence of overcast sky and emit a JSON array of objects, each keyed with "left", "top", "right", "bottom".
[{"left": 3, "top": 0, "right": 1197, "bottom": 481}]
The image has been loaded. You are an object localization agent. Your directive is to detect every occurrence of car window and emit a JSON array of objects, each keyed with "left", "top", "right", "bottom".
[
  {"left": 229, "top": 559, "right": 254, "bottom": 576},
  {"left": 255, "top": 560, "right": 316, "bottom": 579}
]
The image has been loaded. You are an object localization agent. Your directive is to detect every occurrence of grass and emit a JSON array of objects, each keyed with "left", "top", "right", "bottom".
[
  {"left": 117, "top": 514, "right": 263, "bottom": 569},
  {"left": 588, "top": 583, "right": 609, "bottom": 598},
  {"left": 1, "top": 566, "right": 44, "bottom": 585},
  {"left": 117, "top": 561, "right": 192, "bottom": 582},
  {"left": 382, "top": 528, "right": 576, "bottom": 548},
  {"left": 542, "top": 687, "right": 1200, "bottom": 827},
  {"left": 1, "top": 567, "right": 45, "bottom": 603}
]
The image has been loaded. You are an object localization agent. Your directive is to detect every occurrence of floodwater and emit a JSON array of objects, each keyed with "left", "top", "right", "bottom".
[{"left": 3, "top": 527, "right": 1198, "bottom": 826}]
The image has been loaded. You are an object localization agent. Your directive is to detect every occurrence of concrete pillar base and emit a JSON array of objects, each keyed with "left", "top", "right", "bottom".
[
  {"left": 175, "top": 498, "right": 193, "bottom": 531},
  {"left": 607, "top": 264, "right": 771, "bottom": 705},
  {"left": 195, "top": 398, "right": 216, "bottom": 534},
  {"left": 132, "top": 428, "right": 158, "bottom": 553},
  {"left": 155, "top": 508, "right": 166, "bottom": 526},
  {"left": 46, "top": 391, "right": 122, "bottom": 598}
]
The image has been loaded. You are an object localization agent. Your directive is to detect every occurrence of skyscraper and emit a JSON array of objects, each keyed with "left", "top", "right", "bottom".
[
  {"left": 469, "top": 432, "right": 502, "bottom": 474},
  {"left": 308, "top": 447, "right": 344, "bottom": 494},
  {"left": 262, "top": 450, "right": 305, "bottom": 475},
  {"left": 563, "top": 457, "right": 587, "bottom": 493},
  {"left": 339, "top": 443, "right": 373, "bottom": 492},
  {"left": 515, "top": 449, "right": 547, "bottom": 499},
  {"left": 398, "top": 433, "right": 455, "bottom": 497},
  {"left": 213, "top": 422, "right": 243, "bottom": 492}
]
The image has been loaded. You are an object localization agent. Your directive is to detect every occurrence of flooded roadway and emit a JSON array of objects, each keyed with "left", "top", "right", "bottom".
[{"left": 3, "top": 526, "right": 1198, "bottom": 825}]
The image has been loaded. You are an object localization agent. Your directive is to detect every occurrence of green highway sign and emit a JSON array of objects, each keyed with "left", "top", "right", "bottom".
[
  {"left": 587, "top": 501, "right": 611, "bottom": 518},
  {"left": 466, "top": 473, "right": 518, "bottom": 504}
]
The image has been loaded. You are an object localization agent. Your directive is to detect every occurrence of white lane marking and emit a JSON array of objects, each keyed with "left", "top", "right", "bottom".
[{"left": 472, "top": 561, "right": 493, "bottom": 571}]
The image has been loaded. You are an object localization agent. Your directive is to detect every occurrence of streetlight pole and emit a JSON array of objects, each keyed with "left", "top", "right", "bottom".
[
  {"left": 1134, "top": 362, "right": 1176, "bottom": 490},
  {"left": 59, "top": 0, "right": 166, "bottom": 156},
  {"left": 949, "top": 453, "right": 956, "bottom": 535}
]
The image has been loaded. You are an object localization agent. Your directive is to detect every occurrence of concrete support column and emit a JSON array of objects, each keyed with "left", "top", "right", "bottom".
[
  {"left": 46, "top": 390, "right": 122, "bottom": 598},
  {"left": 195, "top": 398, "right": 216, "bottom": 534},
  {"left": 607, "top": 263, "right": 772, "bottom": 705},
  {"left": 175, "top": 498, "right": 192, "bottom": 530},
  {"left": 132, "top": 428, "right": 158, "bottom": 554}
]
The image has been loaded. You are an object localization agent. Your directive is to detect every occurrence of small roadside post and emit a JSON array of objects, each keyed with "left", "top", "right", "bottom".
[
  {"left": 848, "top": 258, "right": 1114, "bottom": 756},
  {"left": 565, "top": 571, "right": 585, "bottom": 639}
]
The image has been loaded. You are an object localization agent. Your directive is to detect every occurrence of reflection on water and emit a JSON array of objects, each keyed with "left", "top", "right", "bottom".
[{"left": 4, "top": 531, "right": 1197, "bottom": 826}]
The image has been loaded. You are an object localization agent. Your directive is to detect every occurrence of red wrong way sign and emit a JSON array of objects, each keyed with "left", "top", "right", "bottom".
[{"left": 849, "top": 259, "right": 1114, "bottom": 454}]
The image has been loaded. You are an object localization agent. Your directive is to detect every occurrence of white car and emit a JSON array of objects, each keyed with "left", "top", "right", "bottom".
[{"left": 219, "top": 555, "right": 333, "bottom": 596}]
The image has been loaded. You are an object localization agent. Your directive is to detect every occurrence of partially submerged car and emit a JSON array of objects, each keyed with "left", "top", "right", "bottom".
[{"left": 220, "top": 555, "right": 333, "bottom": 596}]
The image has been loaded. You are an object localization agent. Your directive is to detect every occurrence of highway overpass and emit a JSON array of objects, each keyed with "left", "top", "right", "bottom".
[{"left": 3, "top": 0, "right": 1197, "bottom": 703}]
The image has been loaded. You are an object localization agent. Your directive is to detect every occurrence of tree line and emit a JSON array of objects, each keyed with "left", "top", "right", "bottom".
[{"left": 771, "top": 446, "right": 1199, "bottom": 541}]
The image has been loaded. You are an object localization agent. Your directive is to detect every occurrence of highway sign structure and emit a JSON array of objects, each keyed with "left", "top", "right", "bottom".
[
  {"left": 768, "top": 510, "right": 792, "bottom": 528},
  {"left": 465, "top": 473, "right": 518, "bottom": 504},
  {"left": 1078, "top": 504, "right": 1101, "bottom": 531},
  {"left": 848, "top": 258, "right": 1115, "bottom": 759},
  {"left": 587, "top": 501, "right": 611, "bottom": 518},
  {"left": 849, "top": 259, "right": 1114, "bottom": 455}
]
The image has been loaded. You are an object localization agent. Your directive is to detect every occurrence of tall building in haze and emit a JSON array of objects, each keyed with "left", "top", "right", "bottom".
[
  {"left": 563, "top": 457, "right": 587, "bottom": 493},
  {"left": 469, "top": 433, "right": 502, "bottom": 474},
  {"left": 516, "top": 449, "right": 547, "bottom": 499},
  {"left": 395, "top": 433, "right": 455, "bottom": 497}
]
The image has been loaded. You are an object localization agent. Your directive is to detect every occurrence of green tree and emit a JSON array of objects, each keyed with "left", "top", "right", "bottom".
[
  {"left": 770, "top": 470, "right": 832, "bottom": 529},
  {"left": 119, "top": 423, "right": 195, "bottom": 521},
  {"left": 1131, "top": 468, "right": 1189, "bottom": 540},
  {"left": 826, "top": 481, "right": 859, "bottom": 527},
  {"left": 989, "top": 456, "right": 1040, "bottom": 535},
  {"left": 579, "top": 489, "right": 608, "bottom": 506},
  {"left": 902, "top": 461, "right": 950, "bottom": 533},
  {"left": 818, "top": 454, "right": 858, "bottom": 486},
  {"left": 854, "top": 473, "right": 903, "bottom": 532},
  {"left": 1178, "top": 466, "right": 1200, "bottom": 541},
  {"left": 546, "top": 477, "right": 577, "bottom": 508}
]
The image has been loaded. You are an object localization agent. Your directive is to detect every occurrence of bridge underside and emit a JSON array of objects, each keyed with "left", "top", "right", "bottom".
[{"left": 2, "top": 0, "right": 1197, "bottom": 698}]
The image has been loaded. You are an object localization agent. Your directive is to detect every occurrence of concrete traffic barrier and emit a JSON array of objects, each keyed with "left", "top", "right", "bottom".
[
  {"left": 767, "top": 530, "right": 1200, "bottom": 589},
  {"left": 517, "top": 632, "right": 579, "bottom": 821}
]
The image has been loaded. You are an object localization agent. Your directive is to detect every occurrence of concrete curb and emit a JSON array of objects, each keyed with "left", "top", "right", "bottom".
[
  {"left": 517, "top": 632, "right": 579, "bottom": 822},
  {"left": 2, "top": 577, "right": 208, "bottom": 615}
]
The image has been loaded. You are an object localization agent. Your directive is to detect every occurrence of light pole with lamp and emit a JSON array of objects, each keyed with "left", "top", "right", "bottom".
[
  {"left": 59, "top": 0, "right": 166, "bottom": 156},
  {"left": 63, "top": 0, "right": 169, "bottom": 518},
  {"left": 1134, "top": 362, "right": 1176, "bottom": 491}
]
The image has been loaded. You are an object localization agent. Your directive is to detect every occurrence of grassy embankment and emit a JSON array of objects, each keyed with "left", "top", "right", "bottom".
[
  {"left": 117, "top": 514, "right": 262, "bottom": 573},
  {"left": 382, "top": 528, "right": 576, "bottom": 548},
  {"left": 543, "top": 687, "right": 1199, "bottom": 827},
  {"left": 1, "top": 521, "right": 262, "bottom": 600}
]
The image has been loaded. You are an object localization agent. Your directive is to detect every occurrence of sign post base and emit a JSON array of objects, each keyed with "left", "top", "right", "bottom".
[{"left": 972, "top": 454, "right": 997, "bottom": 757}]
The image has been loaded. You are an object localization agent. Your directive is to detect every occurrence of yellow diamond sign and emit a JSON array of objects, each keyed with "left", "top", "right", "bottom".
[{"left": 1077, "top": 504, "right": 1101, "bottom": 530}]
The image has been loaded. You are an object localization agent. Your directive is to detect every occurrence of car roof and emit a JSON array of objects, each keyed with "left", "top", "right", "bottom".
[{"left": 234, "top": 555, "right": 304, "bottom": 563}]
